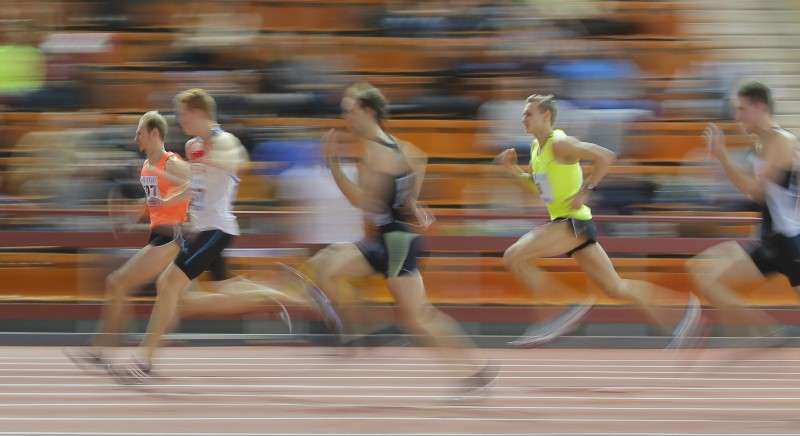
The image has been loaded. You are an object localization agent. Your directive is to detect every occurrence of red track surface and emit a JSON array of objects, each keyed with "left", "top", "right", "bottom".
[{"left": 1, "top": 346, "right": 799, "bottom": 435}]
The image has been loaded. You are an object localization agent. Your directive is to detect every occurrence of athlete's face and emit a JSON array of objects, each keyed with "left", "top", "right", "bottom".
[
  {"left": 734, "top": 96, "right": 767, "bottom": 134},
  {"left": 135, "top": 120, "right": 158, "bottom": 153},
  {"left": 341, "top": 96, "right": 373, "bottom": 135},
  {"left": 177, "top": 104, "right": 205, "bottom": 137},
  {"left": 521, "top": 103, "right": 548, "bottom": 134}
]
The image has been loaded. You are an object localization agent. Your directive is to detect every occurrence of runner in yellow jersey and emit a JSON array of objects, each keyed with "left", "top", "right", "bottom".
[{"left": 495, "top": 94, "right": 699, "bottom": 347}]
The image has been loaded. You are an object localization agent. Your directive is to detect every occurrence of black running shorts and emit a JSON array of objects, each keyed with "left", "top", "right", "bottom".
[
  {"left": 174, "top": 229, "right": 235, "bottom": 280},
  {"left": 747, "top": 233, "right": 800, "bottom": 286}
]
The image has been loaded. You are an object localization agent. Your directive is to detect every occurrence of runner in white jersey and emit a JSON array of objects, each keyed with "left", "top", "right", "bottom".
[
  {"left": 185, "top": 125, "right": 241, "bottom": 236},
  {"left": 117, "top": 89, "right": 340, "bottom": 382},
  {"left": 119, "top": 89, "right": 246, "bottom": 378},
  {"left": 686, "top": 81, "right": 800, "bottom": 342}
]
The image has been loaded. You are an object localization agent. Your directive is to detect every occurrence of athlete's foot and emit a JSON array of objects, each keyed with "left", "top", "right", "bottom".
[
  {"left": 110, "top": 359, "right": 153, "bottom": 385},
  {"left": 737, "top": 324, "right": 793, "bottom": 349},
  {"left": 64, "top": 348, "right": 110, "bottom": 372},
  {"left": 668, "top": 295, "right": 704, "bottom": 349},
  {"left": 278, "top": 263, "right": 344, "bottom": 342},
  {"left": 508, "top": 298, "right": 595, "bottom": 348},
  {"left": 451, "top": 361, "right": 499, "bottom": 400}
]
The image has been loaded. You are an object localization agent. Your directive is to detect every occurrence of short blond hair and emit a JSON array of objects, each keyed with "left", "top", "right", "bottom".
[
  {"left": 345, "top": 82, "right": 388, "bottom": 123},
  {"left": 139, "top": 110, "right": 168, "bottom": 139},
  {"left": 526, "top": 94, "right": 557, "bottom": 124},
  {"left": 175, "top": 88, "right": 217, "bottom": 120}
]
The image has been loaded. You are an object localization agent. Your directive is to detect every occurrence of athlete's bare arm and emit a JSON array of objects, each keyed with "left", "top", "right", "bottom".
[
  {"left": 155, "top": 157, "right": 192, "bottom": 206},
  {"left": 397, "top": 140, "right": 427, "bottom": 201},
  {"left": 706, "top": 123, "right": 796, "bottom": 201},
  {"left": 396, "top": 140, "right": 435, "bottom": 229},
  {"left": 552, "top": 136, "right": 616, "bottom": 210},
  {"left": 199, "top": 133, "right": 249, "bottom": 174},
  {"left": 494, "top": 148, "right": 540, "bottom": 196},
  {"left": 552, "top": 136, "right": 616, "bottom": 187},
  {"left": 323, "top": 129, "right": 369, "bottom": 209},
  {"left": 107, "top": 185, "right": 146, "bottom": 230}
]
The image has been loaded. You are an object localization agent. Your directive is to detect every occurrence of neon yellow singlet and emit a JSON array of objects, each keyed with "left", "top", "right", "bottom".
[{"left": 530, "top": 129, "right": 592, "bottom": 221}]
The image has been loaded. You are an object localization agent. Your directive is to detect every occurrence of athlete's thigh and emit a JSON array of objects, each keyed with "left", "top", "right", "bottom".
[
  {"left": 313, "top": 242, "right": 375, "bottom": 279},
  {"left": 113, "top": 242, "right": 180, "bottom": 288},
  {"left": 571, "top": 242, "right": 621, "bottom": 291},
  {"left": 386, "top": 271, "right": 429, "bottom": 313},
  {"left": 694, "top": 241, "right": 765, "bottom": 292},
  {"left": 508, "top": 220, "right": 588, "bottom": 259}
]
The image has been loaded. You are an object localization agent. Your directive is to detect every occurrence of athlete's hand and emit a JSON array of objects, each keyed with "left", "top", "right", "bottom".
[
  {"left": 568, "top": 189, "right": 590, "bottom": 210},
  {"left": 704, "top": 123, "right": 728, "bottom": 160},
  {"left": 322, "top": 129, "right": 339, "bottom": 167},
  {"left": 410, "top": 202, "right": 436, "bottom": 232},
  {"left": 494, "top": 148, "right": 518, "bottom": 170}
]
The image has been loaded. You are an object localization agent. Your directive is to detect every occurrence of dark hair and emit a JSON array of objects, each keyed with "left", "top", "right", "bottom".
[
  {"left": 526, "top": 94, "right": 558, "bottom": 124},
  {"left": 346, "top": 82, "right": 388, "bottom": 123},
  {"left": 139, "top": 110, "right": 168, "bottom": 139},
  {"left": 737, "top": 81, "right": 774, "bottom": 114}
]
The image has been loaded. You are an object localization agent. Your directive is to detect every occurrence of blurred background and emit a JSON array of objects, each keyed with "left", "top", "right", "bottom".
[{"left": 0, "top": 0, "right": 798, "bottom": 344}]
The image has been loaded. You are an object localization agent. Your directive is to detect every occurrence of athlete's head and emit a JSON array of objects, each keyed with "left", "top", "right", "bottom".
[
  {"left": 341, "top": 82, "right": 387, "bottom": 136},
  {"left": 735, "top": 81, "right": 774, "bottom": 134},
  {"left": 175, "top": 88, "right": 216, "bottom": 137},
  {"left": 522, "top": 94, "right": 557, "bottom": 134},
  {"left": 135, "top": 111, "right": 168, "bottom": 153}
]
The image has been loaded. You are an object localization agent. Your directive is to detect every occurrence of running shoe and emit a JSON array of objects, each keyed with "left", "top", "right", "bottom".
[
  {"left": 508, "top": 298, "right": 595, "bottom": 348},
  {"left": 278, "top": 263, "right": 344, "bottom": 341},
  {"left": 63, "top": 348, "right": 110, "bottom": 372}
]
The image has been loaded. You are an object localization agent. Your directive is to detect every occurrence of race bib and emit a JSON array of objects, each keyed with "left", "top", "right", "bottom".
[
  {"left": 532, "top": 173, "right": 553, "bottom": 203},
  {"left": 140, "top": 175, "right": 160, "bottom": 199}
]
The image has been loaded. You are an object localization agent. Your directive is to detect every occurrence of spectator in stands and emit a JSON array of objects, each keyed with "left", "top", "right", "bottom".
[{"left": 0, "top": 21, "right": 45, "bottom": 109}]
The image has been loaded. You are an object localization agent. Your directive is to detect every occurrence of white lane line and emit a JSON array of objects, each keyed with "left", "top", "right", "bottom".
[
  {"left": 2, "top": 362, "right": 799, "bottom": 370},
  {"left": 1, "top": 392, "right": 799, "bottom": 401},
  {"left": 0, "top": 433, "right": 794, "bottom": 436},
  {"left": 0, "top": 402, "right": 797, "bottom": 412},
  {"left": 3, "top": 375, "right": 800, "bottom": 382},
  {"left": 0, "top": 417, "right": 789, "bottom": 423},
  {"left": 3, "top": 383, "right": 800, "bottom": 391},
  {"left": 1, "top": 355, "right": 799, "bottom": 362},
  {"left": 4, "top": 368, "right": 800, "bottom": 376}
]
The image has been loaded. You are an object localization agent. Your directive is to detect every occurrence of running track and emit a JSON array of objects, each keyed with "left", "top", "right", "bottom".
[{"left": 1, "top": 346, "right": 799, "bottom": 435}]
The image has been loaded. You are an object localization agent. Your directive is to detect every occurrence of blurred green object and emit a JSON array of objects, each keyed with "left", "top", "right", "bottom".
[{"left": 0, "top": 44, "right": 44, "bottom": 93}]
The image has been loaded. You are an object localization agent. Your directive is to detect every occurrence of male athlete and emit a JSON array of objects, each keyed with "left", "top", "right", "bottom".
[
  {"left": 287, "top": 83, "right": 496, "bottom": 393},
  {"left": 496, "top": 94, "right": 697, "bottom": 347},
  {"left": 117, "top": 89, "right": 330, "bottom": 380},
  {"left": 687, "top": 81, "right": 799, "bottom": 340}
]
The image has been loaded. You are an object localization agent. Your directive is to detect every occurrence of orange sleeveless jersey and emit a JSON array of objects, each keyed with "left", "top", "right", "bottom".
[{"left": 140, "top": 152, "right": 189, "bottom": 228}]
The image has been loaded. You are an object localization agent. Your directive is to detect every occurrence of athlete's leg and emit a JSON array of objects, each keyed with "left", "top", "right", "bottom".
[
  {"left": 387, "top": 271, "right": 474, "bottom": 357},
  {"left": 572, "top": 243, "right": 684, "bottom": 333},
  {"left": 180, "top": 276, "right": 306, "bottom": 318},
  {"left": 503, "top": 220, "right": 597, "bottom": 343},
  {"left": 503, "top": 220, "right": 594, "bottom": 301},
  {"left": 304, "top": 243, "right": 376, "bottom": 337},
  {"left": 138, "top": 231, "right": 233, "bottom": 367},
  {"left": 139, "top": 263, "right": 191, "bottom": 365},
  {"left": 92, "top": 241, "right": 180, "bottom": 352},
  {"left": 686, "top": 241, "right": 775, "bottom": 335}
]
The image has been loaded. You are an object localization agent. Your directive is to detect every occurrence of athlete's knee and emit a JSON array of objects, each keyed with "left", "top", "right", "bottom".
[
  {"left": 502, "top": 244, "right": 525, "bottom": 270},
  {"left": 397, "top": 304, "right": 428, "bottom": 333},
  {"left": 603, "top": 279, "right": 630, "bottom": 299},
  {"left": 686, "top": 256, "right": 707, "bottom": 278},
  {"left": 308, "top": 244, "right": 340, "bottom": 269},
  {"left": 106, "top": 271, "right": 132, "bottom": 299},
  {"left": 398, "top": 301, "right": 437, "bottom": 330},
  {"left": 155, "top": 265, "right": 184, "bottom": 294}
]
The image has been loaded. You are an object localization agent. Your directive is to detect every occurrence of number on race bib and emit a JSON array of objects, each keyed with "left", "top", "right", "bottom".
[{"left": 140, "top": 176, "right": 160, "bottom": 199}]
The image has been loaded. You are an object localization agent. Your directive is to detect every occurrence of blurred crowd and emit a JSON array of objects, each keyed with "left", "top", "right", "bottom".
[{"left": 0, "top": 0, "right": 794, "bottom": 239}]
